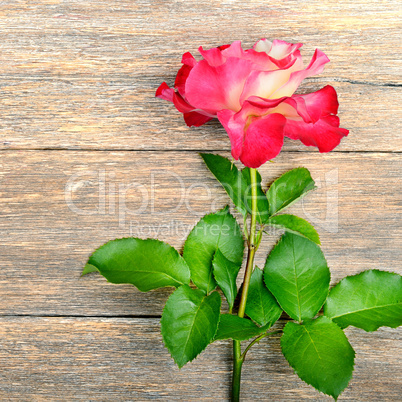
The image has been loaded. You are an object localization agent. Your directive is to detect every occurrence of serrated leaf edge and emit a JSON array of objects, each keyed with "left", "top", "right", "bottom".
[
  {"left": 87, "top": 237, "right": 190, "bottom": 290},
  {"left": 267, "top": 214, "right": 321, "bottom": 245},
  {"left": 267, "top": 167, "right": 316, "bottom": 216},
  {"left": 160, "top": 287, "right": 221, "bottom": 368},
  {"left": 200, "top": 153, "right": 248, "bottom": 216},
  {"left": 245, "top": 267, "right": 282, "bottom": 327},
  {"left": 212, "top": 250, "right": 240, "bottom": 310},
  {"left": 271, "top": 186, "right": 317, "bottom": 216},
  {"left": 264, "top": 234, "right": 330, "bottom": 322},
  {"left": 183, "top": 206, "right": 244, "bottom": 293},
  {"left": 281, "top": 318, "right": 356, "bottom": 400},
  {"left": 324, "top": 269, "right": 402, "bottom": 331}
]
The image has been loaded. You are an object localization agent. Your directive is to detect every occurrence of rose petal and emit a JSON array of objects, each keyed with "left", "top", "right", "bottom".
[
  {"left": 156, "top": 82, "right": 200, "bottom": 115},
  {"left": 156, "top": 78, "right": 213, "bottom": 127},
  {"left": 267, "top": 39, "right": 303, "bottom": 59},
  {"left": 240, "top": 69, "right": 295, "bottom": 104},
  {"left": 217, "top": 109, "right": 243, "bottom": 159},
  {"left": 221, "top": 40, "right": 283, "bottom": 71},
  {"left": 183, "top": 111, "right": 213, "bottom": 127},
  {"left": 284, "top": 118, "right": 349, "bottom": 152},
  {"left": 282, "top": 87, "right": 349, "bottom": 152},
  {"left": 156, "top": 82, "right": 174, "bottom": 102},
  {"left": 220, "top": 41, "right": 243, "bottom": 59},
  {"left": 271, "top": 48, "right": 330, "bottom": 99},
  {"left": 181, "top": 52, "right": 197, "bottom": 67},
  {"left": 253, "top": 39, "right": 303, "bottom": 69},
  {"left": 186, "top": 57, "right": 255, "bottom": 112},
  {"left": 198, "top": 44, "right": 232, "bottom": 67},
  {"left": 253, "top": 39, "right": 273, "bottom": 55},
  {"left": 171, "top": 91, "right": 196, "bottom": 113},
  {"left": 218, "top": 98, "right": 285, "bottom": 160},
  {"left": 290, "top": 85, "right": 339, "bottom": 123},
  {"left": 231, "top": 43, "right": 280, "bottom": 71},
  {"left": 198, "top": 46, "right": 227, "bottom": 67},
  {"left": 218, "top": 109, "right": 286, "bottom": 168},
  {"left": 174, "top": 64, "right": 193, "bottom": 97},
  {"left": 240, "top": 113, "right": 286, "bottom": 168},
  {"left": 235, "top": 96, "right": 288, "bottom": 122}
]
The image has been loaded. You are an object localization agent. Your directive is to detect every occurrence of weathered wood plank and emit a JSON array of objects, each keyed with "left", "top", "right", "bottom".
[
  {"left": 0, "top": 317, "right": 400, "bottom": 400},
  {"left": 0, "top": 1, "right": 400, "bottom": 400},
  {"left": 0, "top": 0, "right": 401, "bottom": 151},
  {"left": 0, "top": 151, "right": 400, "bottom": 315},
  {"left": 1, "top": 81, "right": 401, "bottom": 152},
  {"left": 0, "top": 0, "right": 400, "bottom": 83}
]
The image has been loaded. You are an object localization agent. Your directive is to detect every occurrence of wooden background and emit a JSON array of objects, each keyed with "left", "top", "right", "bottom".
[{"left": 0, "top": 0, "right": 401, "bottom": 400}]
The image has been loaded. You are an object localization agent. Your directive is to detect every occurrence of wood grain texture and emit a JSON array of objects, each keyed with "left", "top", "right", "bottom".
[
  {"left": 0, "top": 0, "right": 401, "bottom": 399},
  {"left": 0, "top": 1, "right": 401, "bottom": 151},
  {"left": 0, "top": 0, "right": 400, "bottom": 82},
  {"left": 0, "top": 317, "right": 400, "bottom": 401},
  {"left": 1, "top": 80, "right": 401, "bottom": 152},
  {"left": 0, "top": 150, "right": 400, "bottom": 316}
]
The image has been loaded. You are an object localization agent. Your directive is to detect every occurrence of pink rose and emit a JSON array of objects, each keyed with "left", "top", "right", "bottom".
[{"left": 156, "top": 39, "right": 349, "bottom": 168}]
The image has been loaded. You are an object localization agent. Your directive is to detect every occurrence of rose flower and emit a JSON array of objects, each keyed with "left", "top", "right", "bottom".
[{"left": 156, "top": 39, "right": 348, "bottom": 168}]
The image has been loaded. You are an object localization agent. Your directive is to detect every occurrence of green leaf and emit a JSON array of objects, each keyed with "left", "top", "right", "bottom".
[
  {"left": 183, "top": 207, "right": 244, "bottom": 293},
  {"left": 200, "top": 153, "right": 270, "bottom": 223},
  {"left": 81, "top": 263, "right": 99, "bottom": 276},
  {"left": 267, "top": 214, "right": 320, "bottom": 244},
  {"left": 212, "top": 249, "right": 241, "bottom": 310},
  {"left": 267, "top": 167, "right": 316, "bottom": 215},
  {"left": 200, "top": 153, "right": 249, "bottom": 216},
  {"left": 161, "top": 285, "right": 221, "bottom": 368},
  {"left": 245, "top": 267, "right": 282, "bottom": 327},
  {"left": 86, "top": 238, "right": 190, "bottom": 292},
  {"left": 281, "top": 317, "right": 355, "bottom": 400},
  {"left": 214, "top": 314, "right": 267, "bottom": 341},
  {"left": 264, "top": 233, "right": 330, "bottom": 321},
  {"left": 324, "top": 270, "right": 402, "bottom": 332},
  {"left": 241, "top": 167, "right": 270, "bottom": 223}
]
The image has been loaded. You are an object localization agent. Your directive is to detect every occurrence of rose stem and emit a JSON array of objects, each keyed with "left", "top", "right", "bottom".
[{"left": 232, "top": 167, "right": 258, "bottom": 402}]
